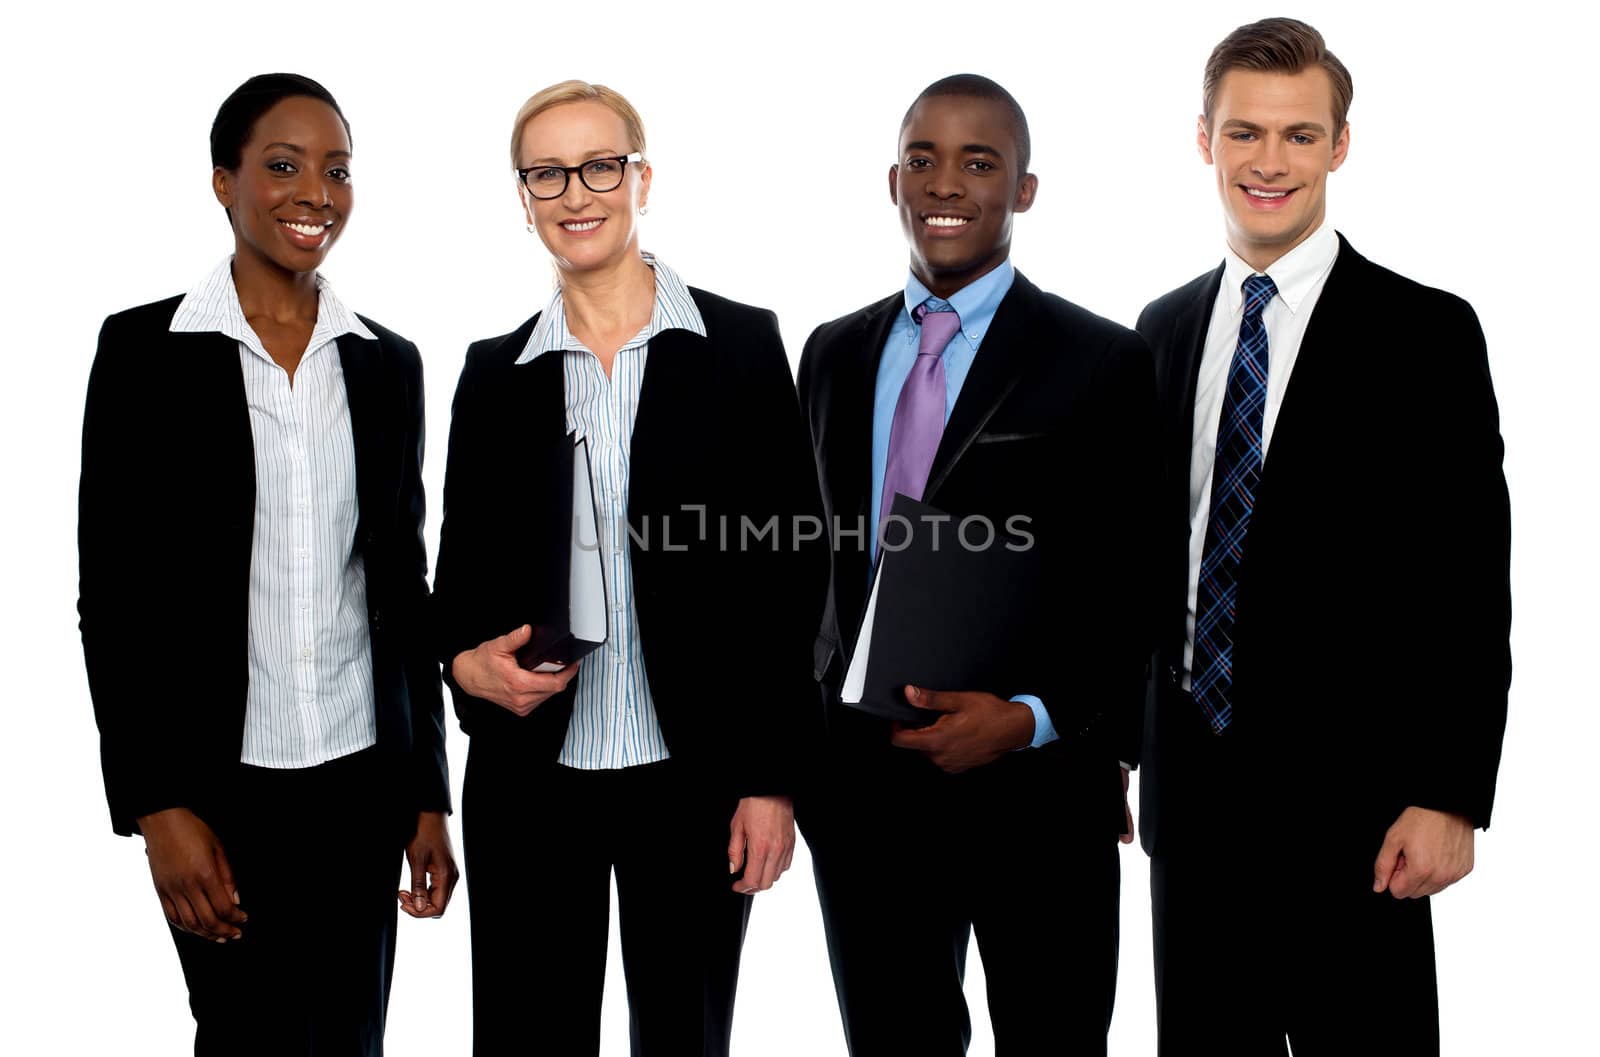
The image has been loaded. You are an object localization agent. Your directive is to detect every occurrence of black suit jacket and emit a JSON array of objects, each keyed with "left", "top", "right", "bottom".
[
  {"left": 1134, "top": 234, "right": 1511, "bottom": 858},
  {"left": 79, "top": 296, "right": 450, "bottom": 837},
  {"left": 797, "top": 271, "right": 1158, "bottom": 834},
  {"left": 431, "top": 288, "right": 824, "bottom": 800}
]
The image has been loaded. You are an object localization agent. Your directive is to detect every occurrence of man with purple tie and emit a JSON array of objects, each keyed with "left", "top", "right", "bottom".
[{"left": 795, "top": 74, "right": 1158, "bottom": 1055}]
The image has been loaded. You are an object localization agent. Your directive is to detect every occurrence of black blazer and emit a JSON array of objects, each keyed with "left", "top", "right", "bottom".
[
  {"left": 79, "top": 295, "right": 450, "bottom": 837},
  {"left": 431, "top": 288, "right": 824, "bottom": 800},
  {"left": 1134, "top": 234, "right": 1511, "bottom": 858},
  {"left": 797, "top": 271, "right": 1158, "bottom": 833}
]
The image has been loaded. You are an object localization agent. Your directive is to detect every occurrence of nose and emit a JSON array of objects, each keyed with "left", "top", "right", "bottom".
[
  {"left": 924, "top": 165, "right": 965, "bottom": 200},
  {"left": 560, "top": 171, "right": 593, "bottom": 209},
  {"left": 293, "top": 168, "right": 332, "bottom": 209},
  {"left": 1252, "top": 136, "right": 1290, "bottom": 181}
]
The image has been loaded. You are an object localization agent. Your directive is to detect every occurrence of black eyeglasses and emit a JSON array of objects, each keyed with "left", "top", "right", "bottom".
[{"left": 516, "top": 152, "right": 643, "bottom": 199}]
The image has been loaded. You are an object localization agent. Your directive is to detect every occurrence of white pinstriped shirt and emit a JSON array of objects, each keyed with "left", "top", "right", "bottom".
[
  {"left": 171, "top": 258, "right": 378, "bottom": 767},
  {"left": 515, "top": 254, "right": 705, "bottom": 769}
]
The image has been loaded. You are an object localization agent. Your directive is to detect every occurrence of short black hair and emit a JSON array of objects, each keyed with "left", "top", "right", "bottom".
[
  {"left": 210, "top": 72, "right": 350, "bottom": 170},
  {"left": 900, "top": 74, "right": 1031, "bottom": 175}
]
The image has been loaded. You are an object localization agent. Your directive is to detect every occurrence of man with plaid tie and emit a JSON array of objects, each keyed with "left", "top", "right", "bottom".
[
  {"left": 1134, "top": 18, "right": 1511, "bottom": 1056},
  {"left": 796, "top": 75, "right": 1157, "bottom": 1054}
]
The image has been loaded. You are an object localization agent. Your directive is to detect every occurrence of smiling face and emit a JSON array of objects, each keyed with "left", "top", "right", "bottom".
[
  {"left": 891, "top": 95, "right": 1037, "bottom": 299},
  {"left": 1199, "top": 67, "right": 1349, "bottom": 271},
  {"left": 213, "top": 95, "right": 351, "bottom": 275},
  {"left": 515, "top": 100, "right": 650, "bottom": 276}
]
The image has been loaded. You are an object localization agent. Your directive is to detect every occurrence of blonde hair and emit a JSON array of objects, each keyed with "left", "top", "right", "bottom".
[{"left": 509, "top": 80, "right": 648, "bottom": 167}]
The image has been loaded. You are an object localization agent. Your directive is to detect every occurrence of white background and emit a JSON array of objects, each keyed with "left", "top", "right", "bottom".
[{"left": 2, "top": 0, "right": 1595, "bottom": 1053}]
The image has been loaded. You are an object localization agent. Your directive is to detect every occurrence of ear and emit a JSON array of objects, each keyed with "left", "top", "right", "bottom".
[
  {"left": 888, "top": 163, "right": 899, "bottom": 206},
  {"left": 1329, "top": 121, "right": 1350, "bottom": 173},
  {"left": 1196, "top": 115, "right": 1215, "bottom": 165},
  {"left": 1012, "top": 172, "right": 1039, "bottom": 214},
  {"left": 517, "top": 181, "right": 536, "bottom": 227},
  {"left": 212, "top": 166, "right": 233, "bottom": 210},
  {"left": 637, "top": 161, "right": 653, "bottom": 211}
]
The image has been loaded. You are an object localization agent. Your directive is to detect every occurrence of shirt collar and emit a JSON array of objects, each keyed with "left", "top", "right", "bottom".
[
  {"left": 169, "top": 256, "right": 377, "bottom": 356},
  {"left": 902, "top": 258, "right": 1015, "bottom": 346},
  {"left": 515, "top": 252, "right": 707, "bottom": 366},
  {"left": 1221, "top": 222, "right": 1339, "bottom": 317}
]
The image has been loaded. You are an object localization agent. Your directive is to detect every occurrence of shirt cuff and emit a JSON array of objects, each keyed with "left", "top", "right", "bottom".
[{"left": 1010, "top": 694, "right": 1058, "bottom": 749}]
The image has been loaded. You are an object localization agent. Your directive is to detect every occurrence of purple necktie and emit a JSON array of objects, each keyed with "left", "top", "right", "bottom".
[{"left": 880, "top": 303, "right": 962, "bottom": 531}]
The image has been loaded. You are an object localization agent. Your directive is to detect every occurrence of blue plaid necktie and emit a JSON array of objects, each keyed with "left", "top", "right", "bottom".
[{"left": 1192, "top": 273, "right": 1277, "bottom": 734}]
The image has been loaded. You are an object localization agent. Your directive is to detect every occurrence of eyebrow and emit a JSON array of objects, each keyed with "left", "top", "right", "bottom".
[
  {"left": 523, "top": 148, "right": 625, "bottom": 167},
  {"left": 1219, "top": 119, "right": 1328, "bottom": 135},
  {"left": 261, "top": 142, "right": 351, "bottom": 159},
  {"left": 903, "top": 140, "right": 1004, "bottom": 157}
]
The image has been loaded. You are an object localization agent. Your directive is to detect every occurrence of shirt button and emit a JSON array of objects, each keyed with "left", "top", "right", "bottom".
[{"left": 301, "top": 647, "right": 312, "bottom": 659}]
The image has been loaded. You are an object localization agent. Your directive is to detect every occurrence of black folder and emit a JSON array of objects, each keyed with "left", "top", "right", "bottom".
[
  {"left": 841, "top": 494, "right": 1041, "bottom": 725},
  {"left": 515, "top": 434, "right": 609, "bottom": 672}
]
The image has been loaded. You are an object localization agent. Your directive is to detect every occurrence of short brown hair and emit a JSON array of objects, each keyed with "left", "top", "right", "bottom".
[
  {"left": 509, "top": 80, "right": 647, "bottom": 167},
  {"left": 1203, "top": 18, "right": 1353, "bottom": 136}
]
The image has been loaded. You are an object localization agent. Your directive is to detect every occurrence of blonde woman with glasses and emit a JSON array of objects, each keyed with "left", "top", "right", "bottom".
[{"left": 431, "top": 81, "right": 825, "bottom": 1056}]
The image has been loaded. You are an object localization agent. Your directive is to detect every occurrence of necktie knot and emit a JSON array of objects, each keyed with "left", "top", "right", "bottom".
[
  {"left": 1242, "top": 274, "right": 1277, "bottom": 320},
  {"left": 914, "top": 302, "right": 962, "bottom": 358}
]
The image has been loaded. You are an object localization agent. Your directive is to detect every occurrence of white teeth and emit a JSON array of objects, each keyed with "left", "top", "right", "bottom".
[
  {"left": 563, "top": 220, "right": 602, "bottom": 232},
  {"left": 283, "top": 221, "right": 329, "bottom": 235},
  {"left": 925, "top": 216, "right": 969, "bottom": 227},
  {"left": 1245, "top": 188, "right": 1288, "bottom": 199}
]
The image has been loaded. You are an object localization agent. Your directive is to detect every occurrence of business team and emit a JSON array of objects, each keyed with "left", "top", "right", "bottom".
[{"left": 80, "top": 17, "right": 1509, "bottom": 1057}]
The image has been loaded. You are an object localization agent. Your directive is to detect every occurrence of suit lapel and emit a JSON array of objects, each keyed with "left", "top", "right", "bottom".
[
  {"left": 922, "top": 273, "right": 1038, "bottom": 502},
  {"left": 338, "top": 333, "right": 390, "bottom": 543},
  {"left": 629, "top": 326, "right": 709, "bottom": 521},
  {"left": 829, "top": 297, "right": 900, "bottom": 645},
  {"left": 1254, "top": 235, "right": 1364, "bottom": 510},
  {"left": 1170, "top": 264, "right": 1225, "bottom": 478},
  {"left": 178, "top": 329, "right": 257, "bottom": 539}
]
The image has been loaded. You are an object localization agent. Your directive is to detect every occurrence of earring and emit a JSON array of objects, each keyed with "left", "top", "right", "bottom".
[
  {"left": 638, "top": 205, "right": 649, "bottom": 216},
  {"left": 527, "top": 224, "right": 536, "bottom": 233}
]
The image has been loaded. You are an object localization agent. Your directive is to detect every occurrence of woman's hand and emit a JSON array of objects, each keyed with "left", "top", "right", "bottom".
[
  {"left": 727, "top": 795, "right": 796, "bottom": 895},
  {"left": 398, "top": 811, "right": 459, "bottom": 918},
  {"left": 136, "top": 807, "right": 247, "bottom": 942},
  {"left": 450, "top": 624, "right": 580, "bottom": 716}
]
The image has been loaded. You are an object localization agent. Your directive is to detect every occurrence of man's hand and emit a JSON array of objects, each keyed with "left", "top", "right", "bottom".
[
  {"left": 888, "top": 686, "right": 1035, "bottom": 774},
  {"left": 398, "top": 811, "right": 459, "bottom": 918},
  {"left": 451, "top": 625, "right": 580, "bottom": 716},
  {"left": 1372, "top": 806, "right": 1475, "bottom": 899},
  {"left": 727, "top": 795, "right": 795, "bottom": 895},
  {"left": 136, "top": 807, "right": 247, "bottom": 943},
  {"left": 1120, "top": 766, "right": 1134, "bottom": 845}
]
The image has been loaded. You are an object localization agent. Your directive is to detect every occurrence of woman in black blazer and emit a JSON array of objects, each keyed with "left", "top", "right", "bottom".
[
  {"left": 432, "top": 80, "right": 823, "bottom": 1057},
  {"left": 78, "top": 74, "right": 455, "bottom": 1057}
]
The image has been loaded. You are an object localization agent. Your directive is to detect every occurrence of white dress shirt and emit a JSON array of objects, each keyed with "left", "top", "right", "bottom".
[
  {"left": 170, "top": 258, "right": 379, "bottom": 766},
  {"left": 515, "top": 254, "right": 705, "bottom": 770},
  {"left": 1183, "top": 223, "right": 1340, "bottom": 686}
]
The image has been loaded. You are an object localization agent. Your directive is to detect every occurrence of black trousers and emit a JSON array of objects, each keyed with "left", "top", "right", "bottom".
[
  {"left": 169, "top": 747, "right": 405, "bottom": 1057},
  {"left": 801, "top": 744, "right": 1121, "bottom": 1057},
  {"left": 462, "top": 747, "right": 752, "bottom": 1057},
  {"left": 1149, "top": 706, "right": 1439, "bottom": 1056}
]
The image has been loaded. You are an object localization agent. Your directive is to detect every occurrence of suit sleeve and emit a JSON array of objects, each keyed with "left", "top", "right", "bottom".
[
  {"left": 79, "top": 314, "right": 189, "bottom": 835},
  {"left": 430, "top": 346, "right": 509, "bottom": 734},
  {"left": 723, "top": 312, "right": 829, "bottom": 798},
  {"left": 396, "top": 340, "right": 451, "bottom": 816},
  {"left": 1394, "top": 298, "right": 1510, "bottom": 828},
  {"left": 1045, "top": 328, "right": 1160, "bottom": 768}
]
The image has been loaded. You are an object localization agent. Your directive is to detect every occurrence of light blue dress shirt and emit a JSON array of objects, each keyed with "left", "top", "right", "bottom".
[{"left": 870, "top": 259, "right": 1057, "bottom": 749}]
